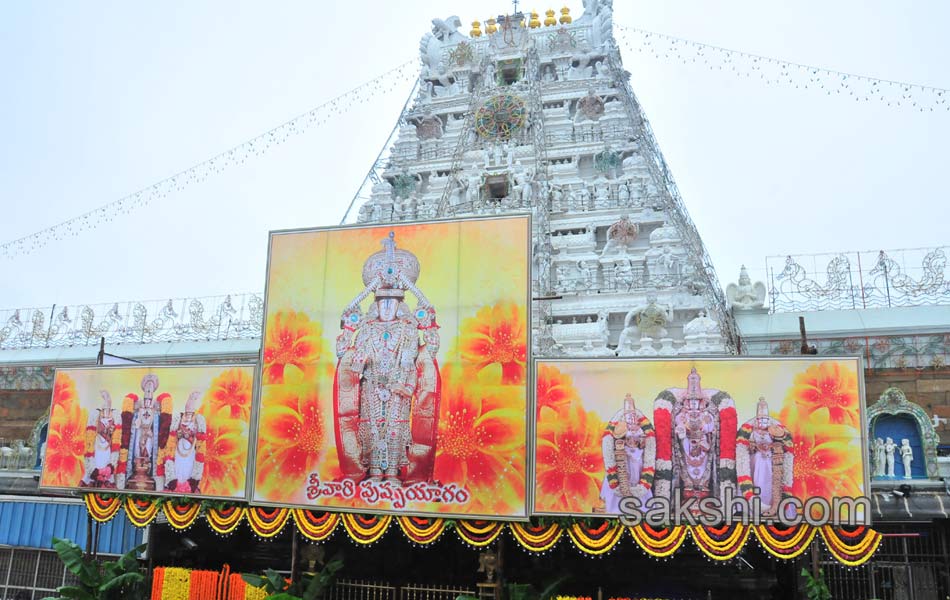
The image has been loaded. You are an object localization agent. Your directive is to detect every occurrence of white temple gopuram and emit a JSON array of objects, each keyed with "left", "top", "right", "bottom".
[{"left": 348, "top": 5, "right": 738, "bottom": 358}]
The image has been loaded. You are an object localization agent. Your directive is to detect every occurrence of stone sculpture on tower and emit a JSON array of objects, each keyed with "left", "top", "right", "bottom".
[{"left": 333, "top": 232, "right": 441, "bottom": 485}]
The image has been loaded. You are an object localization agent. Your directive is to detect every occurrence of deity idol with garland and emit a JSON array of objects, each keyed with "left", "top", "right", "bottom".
[
  {"left": 80, "top": 390, "right": 121, "bottom": 488},
  {"left": 333, "top": 231, "right": 441, "bottom": 486},
  {"left": 653, "top": 368, "right": 737, "bottom": 509},
  {"left": 119, "top": 374, "right": 172, "bottom": 491},
  {"left": 596, "top": 394, "right": 655, "bottom": 513},
  {"left": 163, "top": 391, "right": 207, "bottom": 494},
  {"left": 736, "top": 397, "right": 794, "bottom": 517}
]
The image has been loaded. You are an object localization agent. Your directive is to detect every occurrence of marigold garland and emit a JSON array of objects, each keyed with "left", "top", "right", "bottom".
[
  {"left": 690, "top": 524, "right": 751, "bottom": 561},
  {"left": 206, "top": 506, "right": 247, "bottom": 535},
  {"left": 84, "top": 496, "right": 878, "bottom": 566},
  {"left": 85, "top": 493, "right": 121, "bottom": 523},
  {"left": 627, "top": 524, "right": 688, "bottom": 558},
  {"left": 455, "top": 520, "right": 504, "bottom": 547},
  {"left": 341, "top": 514, "right": 392, "bottom": 544},
  {"left": 163, "top": 500, "right": 202, "bottom": 530},
  {"left": 246, "top": 507, "right": 290, "bottom": 538},
  {"left": 292, "top": 510, "right": 339, "bottom": 542},
  {"left": 189, "top": 570, "right": 220, "bottom": 600},
  {"left": 397, "top": 516, "right": 446, "bottom": 545},
  {"left": 227, "top": 573, "right": 247, "bottom": 600},
  {"left": 151, "top": 565, "right": 166, "bottom": 600},
  {"left": 509, "top": 522, "right": 563, "bottom": 552},
  {"left": 753, "top": 524, "right": 816, "bottom": 560},
  {"left": 159, "top": 566, "right": 191, "bottom": 599},
  {"left": 820, "top": 525, "right": 881, "bottom": 567},
  {"left": 124, "top": 497, "right": 160, "bottom": 527}
]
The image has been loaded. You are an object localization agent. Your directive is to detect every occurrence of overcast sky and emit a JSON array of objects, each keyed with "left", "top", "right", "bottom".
[{"left": 1, "top": 1, "right": 948, "bottom": 310}]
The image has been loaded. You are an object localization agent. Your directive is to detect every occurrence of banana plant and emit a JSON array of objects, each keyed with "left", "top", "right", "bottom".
[
  {"left": 242, "top": 555, "right": 343, "bottom": 600},
  {"left": 42, "top": 537, "right": 146, "bottom": 600}
]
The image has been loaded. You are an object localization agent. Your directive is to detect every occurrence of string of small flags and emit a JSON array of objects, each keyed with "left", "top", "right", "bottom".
[
  {"left": 615, "top": 24, "right": 949, "bottom": 112},
  {"left": 0, "top": 59, "right": 417, "bottom": 261}
]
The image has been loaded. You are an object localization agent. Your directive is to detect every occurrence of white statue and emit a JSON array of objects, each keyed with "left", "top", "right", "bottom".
[
  {"left": 465, "top": 173, "right": 482, "bottom": 204},
  {"left": 872, "top": 437, "right": 886, "bottom": 478},
  {"left": 594, "top": 180, "right": 610, "bottom": 208},
  {"left": 483, "top": 61, "right": 497, "bottom": 88},
  {"left": 884, "top": 437, "right": 897, "bottom": 478},
  {"left": 726, "top": 265, "right": 767, "bottom": 310},
  {"left": 625, "top": 292, "right": 672, "bottom": 340},
  {"left": 900, "top": 439, "right": 913, "bottom": 479},
  {"left": 601, "top": 216, "right": 638, "bottom": 256},
  {"left": 618, "top": 180, "right": 631, "bottom": 205},
  {"left": 594, "top": 60, "right": 611, "bottom": 78},
  {"left": 447, "top": 177, "right": 464, "bottom": 206}
]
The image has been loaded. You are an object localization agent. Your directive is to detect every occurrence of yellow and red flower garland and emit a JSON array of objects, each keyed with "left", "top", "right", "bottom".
[{"left": 84, "top": 493, "right": 880, "bottom": 565}]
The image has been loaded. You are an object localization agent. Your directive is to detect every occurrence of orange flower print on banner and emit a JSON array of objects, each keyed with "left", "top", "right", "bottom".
[
  {"left": 199, "top": 417, "right": 248, "bottom": 498},
  {"left": 51, "top": 374, "right": 78, "bottom": 412},
  {"left": 458, "top": 301, "right": 527, "bottom": 385},
  {"left": 204, "top": 367, "right": 254, "bottom": 421},
  {"left": 255, "top": 385, "right": 326, "bottom": 503},
  {"left": 535, "top": 404, "right": 604, "bottom": 513},
  {"left": 535, "top": 363, "right": 580, "bottom": 419},
  {"left": 784, "top": 361, "right": 860, "bottom": 427},
  {"left": 779, "top": 405, "right": 863, "bottom": 502},
  {"left": 434, "top": 366, "right": 525, "bottom": 514},
  {"left": 43, "top": 401, "right": 88, "bottom": 487},
  {"left": 262, "top": 311, "right": 324, "bottom": 385}
]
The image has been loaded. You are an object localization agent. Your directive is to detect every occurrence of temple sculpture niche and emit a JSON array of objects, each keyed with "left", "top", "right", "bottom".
[{"left": 352, "top": 4, "right": 737, "bottom": 357}]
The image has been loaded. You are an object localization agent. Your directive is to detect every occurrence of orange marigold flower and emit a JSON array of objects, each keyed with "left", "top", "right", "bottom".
[
  {"left": 51, "top": 373, "right": 78, "bottom": 413},
  {"left": 254, "top": 384, "right": 326, "bottom": 503},
  {"left": 457, "top": 302, "right": 527, "bottom": 385},
  {"left": 534, "top": 404, "right": 604, "bottom": 513},
  {"left": 42, "top": 402, "right": 87, "bottom": 488},
  {"left": 535, "top": 363, "right": 580, "bottom": 419},
  {"left": 785, "top": 361, "right": 860, "bottom": 427},
  {"left": 204, "top": 367, "right": 254, "bottom": 421},
  {"left": 199, "top": 417, "right": 248, "bottom": 498},
  {"left": 779, "top": 405, "right": 864, "bottom": 501},
  {"left": 434, "top": 366, "right": 526, "bottom": 515},
  {"left": 262, "top": 311, "right": 324, "bottom": 385}
]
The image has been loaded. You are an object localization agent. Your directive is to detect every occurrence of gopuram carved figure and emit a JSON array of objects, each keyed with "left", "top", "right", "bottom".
[
  {"left": 120, "top": 374, "right": 171, "bottom": 491},
  {"left": 653, "top": 368, "right": 737, "bottom": 508},
  {"left": 624, "top": 292, "right": 672, "bottom": 340},
  {"left": 872, "top": 437, "right": 886, "bottom": 478},
  {"left": 900, "top": 439, "right": 914, "bottom": 479},
  {"left": 736, "top": 397, "right": 793, "bottom": 517},
  {"left": 81, "top": 390, "right": 120, "bottom": 489},
  {"left": 597, "top": 394, "right": 654, "bottom": 513},
  {"left": 884, "top": 437, "right": 897, "bottom": 477},
  {"left": 601, "top": 216, "right": 638, "bottom": 256},
  {"left": 164, "top": 391, "right": 206, "bottom": 493},
  {"left": 726, "top": 265, "right": 767, "bottom": 310},
  {"left": 333, "top": 232, "right": 441, "bottom": 485}
]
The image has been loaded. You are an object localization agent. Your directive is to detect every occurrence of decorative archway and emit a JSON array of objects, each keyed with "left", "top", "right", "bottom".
[{"left": 867, "top": 387, "right": 939, "bottom": 479}]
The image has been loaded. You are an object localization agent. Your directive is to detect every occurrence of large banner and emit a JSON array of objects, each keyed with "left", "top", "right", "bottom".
[
  {"left": 40, "top": 365, "right": 255, "bottom": 500},
  {"left": 533, "top": 358, "right": 868, "bottom": 524},
  {"left": 253, "top": 215, "right": 531, "bottom": 518}
]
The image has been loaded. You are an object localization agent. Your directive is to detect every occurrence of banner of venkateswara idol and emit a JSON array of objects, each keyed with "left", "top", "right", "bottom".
[
  {"left": 533, "top": 357, "right": 869, "bottom": 524},
  {"left": 252, "top": 215, "right": 531, "bottom": 518},
  {"left": 40, "top": 365, "right": 255, "bottom": 500}
]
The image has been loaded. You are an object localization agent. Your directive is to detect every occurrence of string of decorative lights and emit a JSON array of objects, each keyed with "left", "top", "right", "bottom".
[
  {"left": 6, "top": 26, "right": 945, "bottom": 261},
  {"left": 0, "top": 59, "right": 417, "bottom": 261},
  {"left": 615, "top": 24, "right": 949, "bottom": 112}
]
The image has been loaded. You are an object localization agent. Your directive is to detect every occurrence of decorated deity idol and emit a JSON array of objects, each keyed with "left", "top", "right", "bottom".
[
  {"left": 120, "top": 374, "right": 172, "bottom": 491},
  {"left": 334, "top": 231, "right": 441, "bottom": 485},
  {"left": 598, "top": 394, "right": 654, "bottom": 513},
  {"left": 653, "top": 368, "right": 737, "bottom": 508},
  {"left": 80, "top": 390, "right": 121, "bottom": 488},
  {"left": 164, "top": 391, "right": 207, "bottom": 493},
  {"left": 737, "top": 397, "right": 794, "bottom": 517}
]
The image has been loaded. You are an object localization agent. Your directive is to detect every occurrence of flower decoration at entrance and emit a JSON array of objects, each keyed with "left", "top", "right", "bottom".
[{"left": 474, "top": 94, "right": 527, "bottom": 140}]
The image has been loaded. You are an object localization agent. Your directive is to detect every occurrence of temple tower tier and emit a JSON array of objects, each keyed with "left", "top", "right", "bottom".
[{"left": 350, "top": 7, "right": 737, "bottom": 357}]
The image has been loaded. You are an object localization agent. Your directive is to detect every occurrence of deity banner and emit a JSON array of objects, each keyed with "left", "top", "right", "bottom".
[
  {"left": 533, "top": 358, "right": 869, "bottom": 524},
  {"left": 40, "top": 365, "right": 255, "bottom": 501},
  {"left": 252, "top": 215, "right": 531, "bottom": 519}
]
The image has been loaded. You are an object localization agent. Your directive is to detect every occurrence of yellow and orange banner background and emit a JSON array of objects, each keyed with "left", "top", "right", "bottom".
[{"left": 253, "top": 215, "right": 531, "bottom": 518}]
